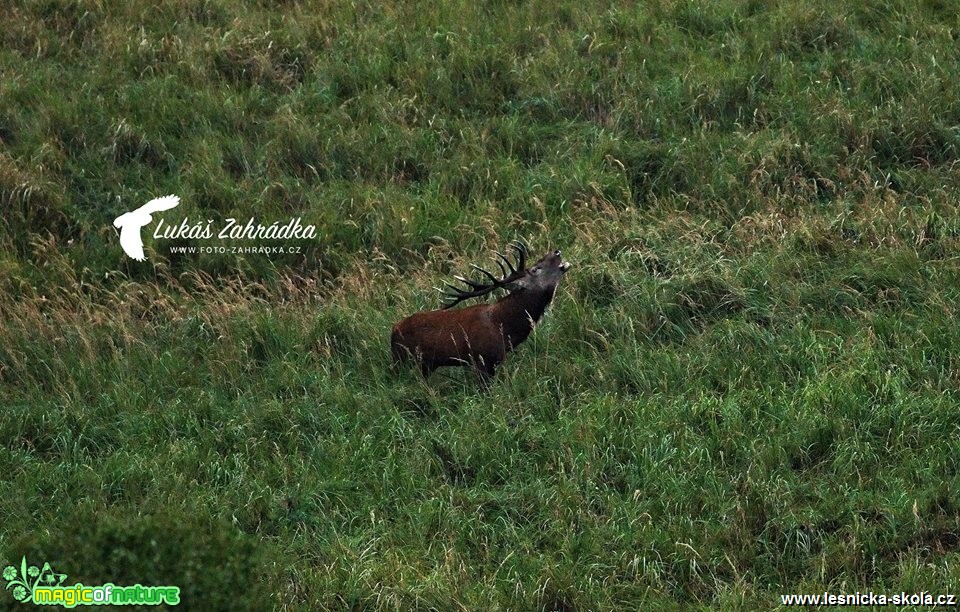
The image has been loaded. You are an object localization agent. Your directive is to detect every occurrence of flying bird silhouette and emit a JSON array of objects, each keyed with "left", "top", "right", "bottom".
[{"left": 113, "top": 195, "right": 180, "bottom": 261}]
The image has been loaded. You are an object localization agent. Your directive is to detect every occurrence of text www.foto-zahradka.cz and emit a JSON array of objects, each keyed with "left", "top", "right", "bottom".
[{"left": 169, "top": 245, "right": 302, "bottom": 254}]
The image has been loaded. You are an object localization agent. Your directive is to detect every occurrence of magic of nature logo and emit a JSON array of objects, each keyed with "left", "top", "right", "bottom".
[{"left": 3, "top": 557, "right": 180, "bottom": 607}]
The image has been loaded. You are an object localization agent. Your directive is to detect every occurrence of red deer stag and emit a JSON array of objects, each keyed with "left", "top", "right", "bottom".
[{"left": 391, "top": 242, "right": 571, "bottom": 385}]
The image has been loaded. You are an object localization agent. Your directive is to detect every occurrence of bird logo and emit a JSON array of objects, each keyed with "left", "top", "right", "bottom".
[{"left": 113, "top": 195, "right": 180, "bottom": 261}]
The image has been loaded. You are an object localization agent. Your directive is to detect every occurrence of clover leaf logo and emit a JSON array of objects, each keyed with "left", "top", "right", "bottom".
[{"left": 3, "top": 557, "right": 66, "bottom": 603}]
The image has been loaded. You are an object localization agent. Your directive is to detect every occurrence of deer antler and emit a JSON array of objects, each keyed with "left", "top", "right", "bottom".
[{"left": 438, "top": 241, "right": 528, "bottom": 309}]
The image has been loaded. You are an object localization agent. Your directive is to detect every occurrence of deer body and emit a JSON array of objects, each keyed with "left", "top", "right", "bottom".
[{"left": 391, "top": 244, "right": 570, "bottom": 384}]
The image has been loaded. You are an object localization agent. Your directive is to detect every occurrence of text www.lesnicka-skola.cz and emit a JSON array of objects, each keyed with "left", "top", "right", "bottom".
[
  {"left": 781, "top": 592, "right": 956, "bottom": 606},
  {"left": 169, "top": 246, "right": 302, "bottom": 255}
]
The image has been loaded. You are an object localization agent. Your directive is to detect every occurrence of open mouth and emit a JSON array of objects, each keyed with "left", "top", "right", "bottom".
[{"left": 559, "top": 261, "right": 571, "bottom": 272}]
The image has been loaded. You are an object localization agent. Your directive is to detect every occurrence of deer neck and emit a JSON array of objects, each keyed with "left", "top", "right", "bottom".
[{"left": 494, "top": 287, "right": 556, "bottom": 347}]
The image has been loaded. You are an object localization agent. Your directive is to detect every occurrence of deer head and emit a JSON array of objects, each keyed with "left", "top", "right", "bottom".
[{"left": 440, "top": 241, "right": 571, "bottom": 309}]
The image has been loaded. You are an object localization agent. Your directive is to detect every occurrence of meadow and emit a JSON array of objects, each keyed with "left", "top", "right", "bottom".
[{"left": 2, "top": 0, "right": 960, "bottom": 608}]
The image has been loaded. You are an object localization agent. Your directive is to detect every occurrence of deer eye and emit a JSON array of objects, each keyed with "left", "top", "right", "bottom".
[{"left": 531, "top": 267, "right": 541, "bottom": 274}]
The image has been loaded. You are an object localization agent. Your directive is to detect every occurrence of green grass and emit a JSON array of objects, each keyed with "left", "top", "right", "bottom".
[{"left": 2, "top": 0, "right": 960, "bottom": 608}]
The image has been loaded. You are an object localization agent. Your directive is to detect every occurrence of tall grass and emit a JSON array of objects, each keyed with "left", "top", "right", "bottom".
[{"left": 2, "top": 0, "right": 960, "bottom": 608}]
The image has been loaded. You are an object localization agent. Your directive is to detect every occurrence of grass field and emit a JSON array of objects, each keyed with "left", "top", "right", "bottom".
[{"left": 2, "top": 0, "right": 960, "bottom": 608}]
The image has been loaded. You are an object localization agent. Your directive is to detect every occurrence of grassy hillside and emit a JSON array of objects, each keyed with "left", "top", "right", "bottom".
[{"left": 2, "top": 0, "right": 960, "bottom": 608}]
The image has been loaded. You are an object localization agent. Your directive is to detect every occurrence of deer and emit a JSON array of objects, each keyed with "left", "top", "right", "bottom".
[{"left": 391, "top": 241, "right": 572, "bottom": 386}]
